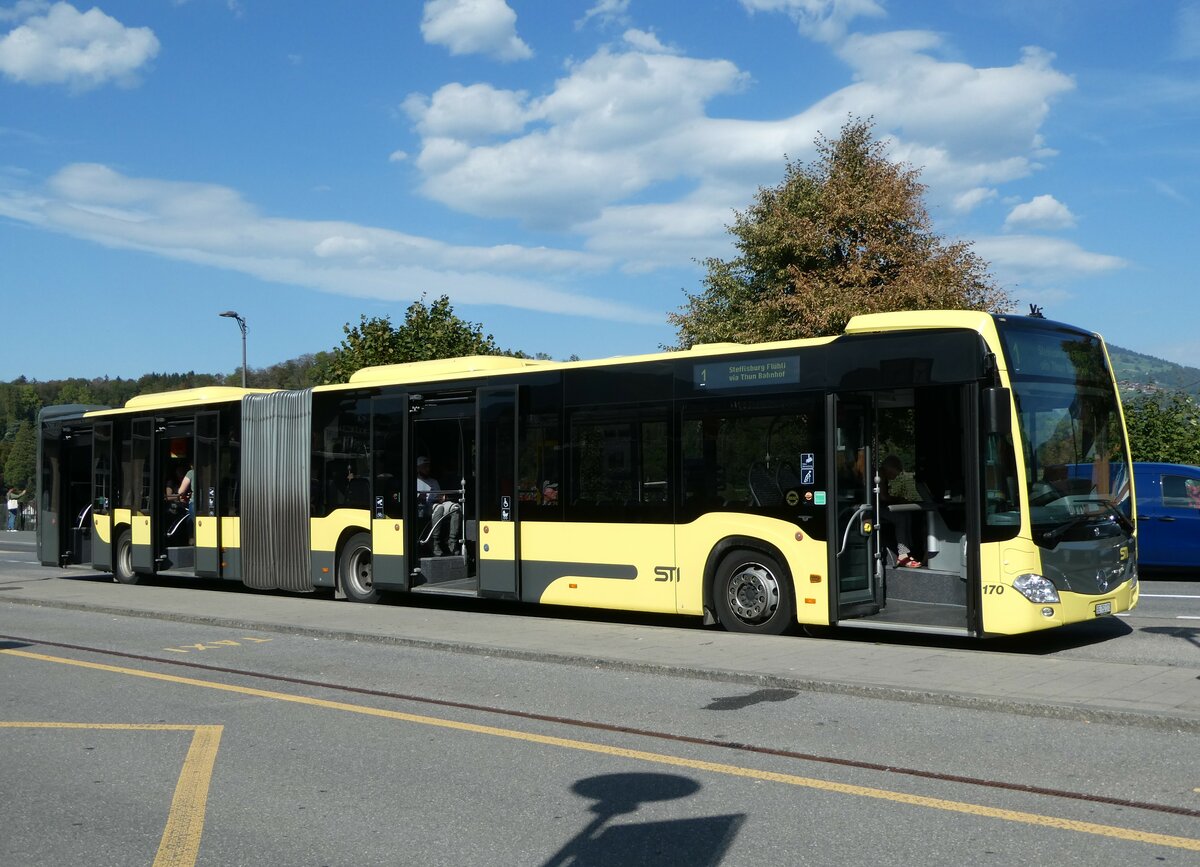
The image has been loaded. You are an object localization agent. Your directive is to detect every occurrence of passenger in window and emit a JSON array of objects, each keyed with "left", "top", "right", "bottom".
[
  {"left": 417, "top": 456, "right": 460, "bottom": 555},
  {"left": 1187, "top": 478, "right": 1200, "bottom": 510},
  {"left": 345, "top": 465, "right": 370, "bottom": 508},
  {"left": 177, "top": 462, "right": 195, "bottom": 513},
  {"left": 881, "top": 454, "right": 921, "bottom": 568}
]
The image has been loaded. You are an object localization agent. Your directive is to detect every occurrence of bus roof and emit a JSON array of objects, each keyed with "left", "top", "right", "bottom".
[
  {"left": 72, "top": 310, "right": 1039, "bottom": 412},
  {"left": 85, "top": 386, "right": 273, "bottom": 417},
  {"left": 845, "top": 309, "right": 999, "bottom": 335},
  {"left": 346, "top": 355, "right": 554, "bottom": 384}
]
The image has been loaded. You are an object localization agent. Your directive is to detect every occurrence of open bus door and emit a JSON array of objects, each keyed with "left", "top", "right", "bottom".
[
  {"left": 829, "top": 384, "right": 978, "bottom": 634},
  {"left": 830, "top": 393, "right": 883, "bottom": 620},
  {"left": 129, "top": 417, "right": 156, "bottom": 574},
  {"left": 37, "top": 418, "right": 64, "bottom": 567},
  {"left": 37, "top": 419, "right": 94, "bottom": 568},
  {"left": 91, "top": 421, "right": 113, "bottom": 571},
  {"left": 370, "top": 393, "right": 410, "bottom": 591},
  {"left": 194, "top": 411, "right": 221, "bottom": 577}
]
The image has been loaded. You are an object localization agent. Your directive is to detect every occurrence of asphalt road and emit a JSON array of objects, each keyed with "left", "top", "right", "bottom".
[
  {"left": 1, "top": 534, "right": 1198, "bottom": 865},
  {"left": 2, "top": 604, "right": 1199, "bottom": 867}
]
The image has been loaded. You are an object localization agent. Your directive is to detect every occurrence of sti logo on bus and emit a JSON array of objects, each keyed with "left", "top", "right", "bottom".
[{"left": 654, "top": 566, "right": 680, "bottom": 582}]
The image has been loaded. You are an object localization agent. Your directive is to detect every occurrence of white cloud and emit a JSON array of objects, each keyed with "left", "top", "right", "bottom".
[
  {"left": 1149, "top": 177, "right": 1189, "bottom": 205},
  {"left": 314, "top": 236, "right": 372, "bottom": 258},
  {"left": 1004, "top": 194, "right": 1076, "bottom": 230},
  {"left": 975, "top": 235, "right": 1127, "bottom": 283},
  {"left": 403, "top": 82, "right": 531, "bottom": 141},
  {"left": 410, "top": 46, "right": 754, "bottom": 226},
  {"left": 740, "top": 0, "right": 885, "bottom": 43},
  {"left": 577, "top": 0, "right": 631, "bottom": 31},
  {"left": 0, "top": 163, "right": 665, "bottom": 324},
  {"left": 0, "top": 2, "right": 159, "bottom": 89},
  {"left": 403, "top": 27, "right": 1077, "bottom": 264},
  {"left": 622, "top": 28, "right": 677, "bottom": 55},
  {"left": 1174, "top": 0, "right": 1200, "bottom": 60},
  {"left": 388, "top": 150, "right": 408, "bottom": 163},
  {"left": 952, "top": 187, "right": 997, "bottom": 213},
  {"left": 421, "top": 0, "right": 532, "bottom": 62}
]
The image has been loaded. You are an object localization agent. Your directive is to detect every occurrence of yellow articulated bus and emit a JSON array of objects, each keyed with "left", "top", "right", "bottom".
[{"left": 37, "top": 310, "right": 1138, "bottom": 637}]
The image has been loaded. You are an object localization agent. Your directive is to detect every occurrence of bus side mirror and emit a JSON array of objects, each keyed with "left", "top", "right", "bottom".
[{"left": 983, "top": 388, "right": 1011, "bottom": 436}]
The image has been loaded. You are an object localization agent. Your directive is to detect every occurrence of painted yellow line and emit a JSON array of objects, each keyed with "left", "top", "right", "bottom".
[
  {"left": 0, "top": 722, "right": 200, "bottom": 731},
  {"left": 154, "top": 725, "right": 222, "bottom": 867},
  {"left": 5, "top": 648, "right": 1198, "bottom": 852},
  {"left": 0, "top": 719, "right": 222, "bottom": 867}
]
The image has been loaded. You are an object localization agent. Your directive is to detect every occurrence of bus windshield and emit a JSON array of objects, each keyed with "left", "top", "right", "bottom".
[{"left": 997, "top": 321, "right": 1132, "bottom": 543}]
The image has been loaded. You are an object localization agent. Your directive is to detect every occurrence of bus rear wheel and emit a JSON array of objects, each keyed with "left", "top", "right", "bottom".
[
  {"left": 712, "top": 550, "right": 796, "bottom": 635},
  {"left": 113, "top": 529, "right": 140, "bottom": 585},
  {"left": 339, "top": 533, "right": 379, "bottom": 604}
]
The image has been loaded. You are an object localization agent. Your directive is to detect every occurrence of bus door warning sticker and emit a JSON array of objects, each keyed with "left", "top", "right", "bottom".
[{"left": 800, "top": 453, "right": 815, "bottom": 486}]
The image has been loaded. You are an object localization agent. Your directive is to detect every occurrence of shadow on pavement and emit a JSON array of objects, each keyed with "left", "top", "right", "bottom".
[{"left": 540, "top": 773, "right": 743, "bottom": 867}]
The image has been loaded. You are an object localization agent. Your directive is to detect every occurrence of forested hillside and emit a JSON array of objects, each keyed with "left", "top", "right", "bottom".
[{"left": 1109, "top": 345, "right": 1200, "bottom": 397}]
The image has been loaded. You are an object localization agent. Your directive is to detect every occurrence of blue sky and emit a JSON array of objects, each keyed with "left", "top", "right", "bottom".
[{"left": 2, "top": 0, "right": 1198, "bottom": 381}]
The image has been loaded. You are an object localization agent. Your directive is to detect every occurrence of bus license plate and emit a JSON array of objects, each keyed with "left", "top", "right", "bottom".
[{"left": 1095, "top": 601, "right": 1112, "bottom": 616}]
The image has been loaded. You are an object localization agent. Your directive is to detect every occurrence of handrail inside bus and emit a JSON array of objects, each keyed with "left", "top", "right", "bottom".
[{"left": 837, "top": 504, "right": 871, "bottom": 557}]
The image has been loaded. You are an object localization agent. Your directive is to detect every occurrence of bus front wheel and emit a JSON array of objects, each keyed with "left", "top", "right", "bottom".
[
  {"left": 712, "top": 550, "right": 796, "bottom": 635},
  {"left": 113, "top": 529, "right": 140, "bottom": 585},
  {"left": 339, "top": 533, "right": 379, "bottom": 604}
]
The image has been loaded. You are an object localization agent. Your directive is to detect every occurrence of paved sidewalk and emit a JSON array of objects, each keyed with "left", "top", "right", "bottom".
[{"left": 1, "top": 539, "right": 1197, "bottom": 730}]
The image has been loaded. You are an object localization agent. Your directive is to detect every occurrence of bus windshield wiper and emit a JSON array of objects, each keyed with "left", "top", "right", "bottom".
[
  {"left": 1040, "top": 515, "right": 1090, "bottom": 544},
  {"left": 1040, "top": 501, "right": 1132, "bottom": 545},
  {"left": 1074, "top": 497, "right": 1135, "bottom": 535}
]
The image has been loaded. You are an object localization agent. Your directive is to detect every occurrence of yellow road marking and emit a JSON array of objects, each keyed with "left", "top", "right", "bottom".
[
  {"left": 4, "top": 648, "right": 1198, "bottom": 852},
  {"left": 0, "top": 720, "right": 222, "bottom": 867},
  {"left": 154, "top": 725, "right": 222, "bottom": 867}
]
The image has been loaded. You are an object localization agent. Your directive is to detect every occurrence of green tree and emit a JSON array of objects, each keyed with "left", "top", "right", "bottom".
[
  {"left": 318, "top": 295, "right": 501, "bottom": 384},
  {"left": 57, "top": 381, "right": 99, "bottom": 406},
  {"left": 1123, "top": 392, "right": 1200, "bottom": 465},
  {"left": 670, "top": 118, "right": 1013, "bottom": 347},
  {"left": 4, "top": 421, "right": 37, "bottom": 493}
]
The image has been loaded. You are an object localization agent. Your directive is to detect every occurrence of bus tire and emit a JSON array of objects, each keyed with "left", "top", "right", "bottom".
[
  {"left": 339, "top": 533, "right": 379, "bottom": 604},
  {"left": 113, "top": 529, "right": 140, "bottom": 585},
  {"left": 712, "top": 549, "right": 796, "bottom": 635}
]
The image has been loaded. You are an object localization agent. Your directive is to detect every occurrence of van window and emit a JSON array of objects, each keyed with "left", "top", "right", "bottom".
[{"left": 1161, "top": 473, "right": 1200, "bottom": 509}]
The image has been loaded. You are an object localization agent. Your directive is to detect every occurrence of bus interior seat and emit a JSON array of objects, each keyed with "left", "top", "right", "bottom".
[
  {"left": 749, "top": 461, "right": 781, "bottom": 506},
  {"left": 774, "top": 461, "right": 802, "bottom": 493}
]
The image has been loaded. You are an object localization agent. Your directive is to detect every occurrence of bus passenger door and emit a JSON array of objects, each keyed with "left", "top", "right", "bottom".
[
  {"left": 477, "top": 387, "right": 519, "bottom": 598},
  {"left": 91, "top": 421, "right": 113, "bottom": 571},
  {"left": 37, "top": 420, "right": 64, "bottom": 566},
  {"left": 371, "top": 394, "right": 409, "bottom": 590},
  {"left": 130, "top": 417, "right": 156, "bottom": 574},
  {"left": 194, "top": 411, "right": 221, "bottom": 577},
  {"left": 830, "top": 394, "right": 882, "bottom": 618}
]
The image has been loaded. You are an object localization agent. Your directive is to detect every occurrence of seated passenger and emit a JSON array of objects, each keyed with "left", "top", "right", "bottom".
[
  {"left": 344, "top": 466, "right": 370, "bottom": 508},
  {"left": 880, "top": 454, "right": 921, "bottom": 568},
  {"left": 417, "top": 456, "right": 460, "bottom": 556}
]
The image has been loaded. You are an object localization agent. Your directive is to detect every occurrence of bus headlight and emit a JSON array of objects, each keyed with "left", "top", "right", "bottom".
[{"left": 1013, "top": 573, "right": 1060, "bottom": 604}]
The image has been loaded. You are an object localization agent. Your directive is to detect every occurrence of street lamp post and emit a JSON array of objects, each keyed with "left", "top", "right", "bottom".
[{"left": 219, "top": 311, "right": 248, "bottom": 388}]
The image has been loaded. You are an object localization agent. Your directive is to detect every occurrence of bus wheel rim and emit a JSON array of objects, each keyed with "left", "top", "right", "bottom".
[
  {"left": 347, "top": 547, "right": 372, "bottom": 595},
  {"left": 727, "top": 564, "right": 779, "bottom": 623}
]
